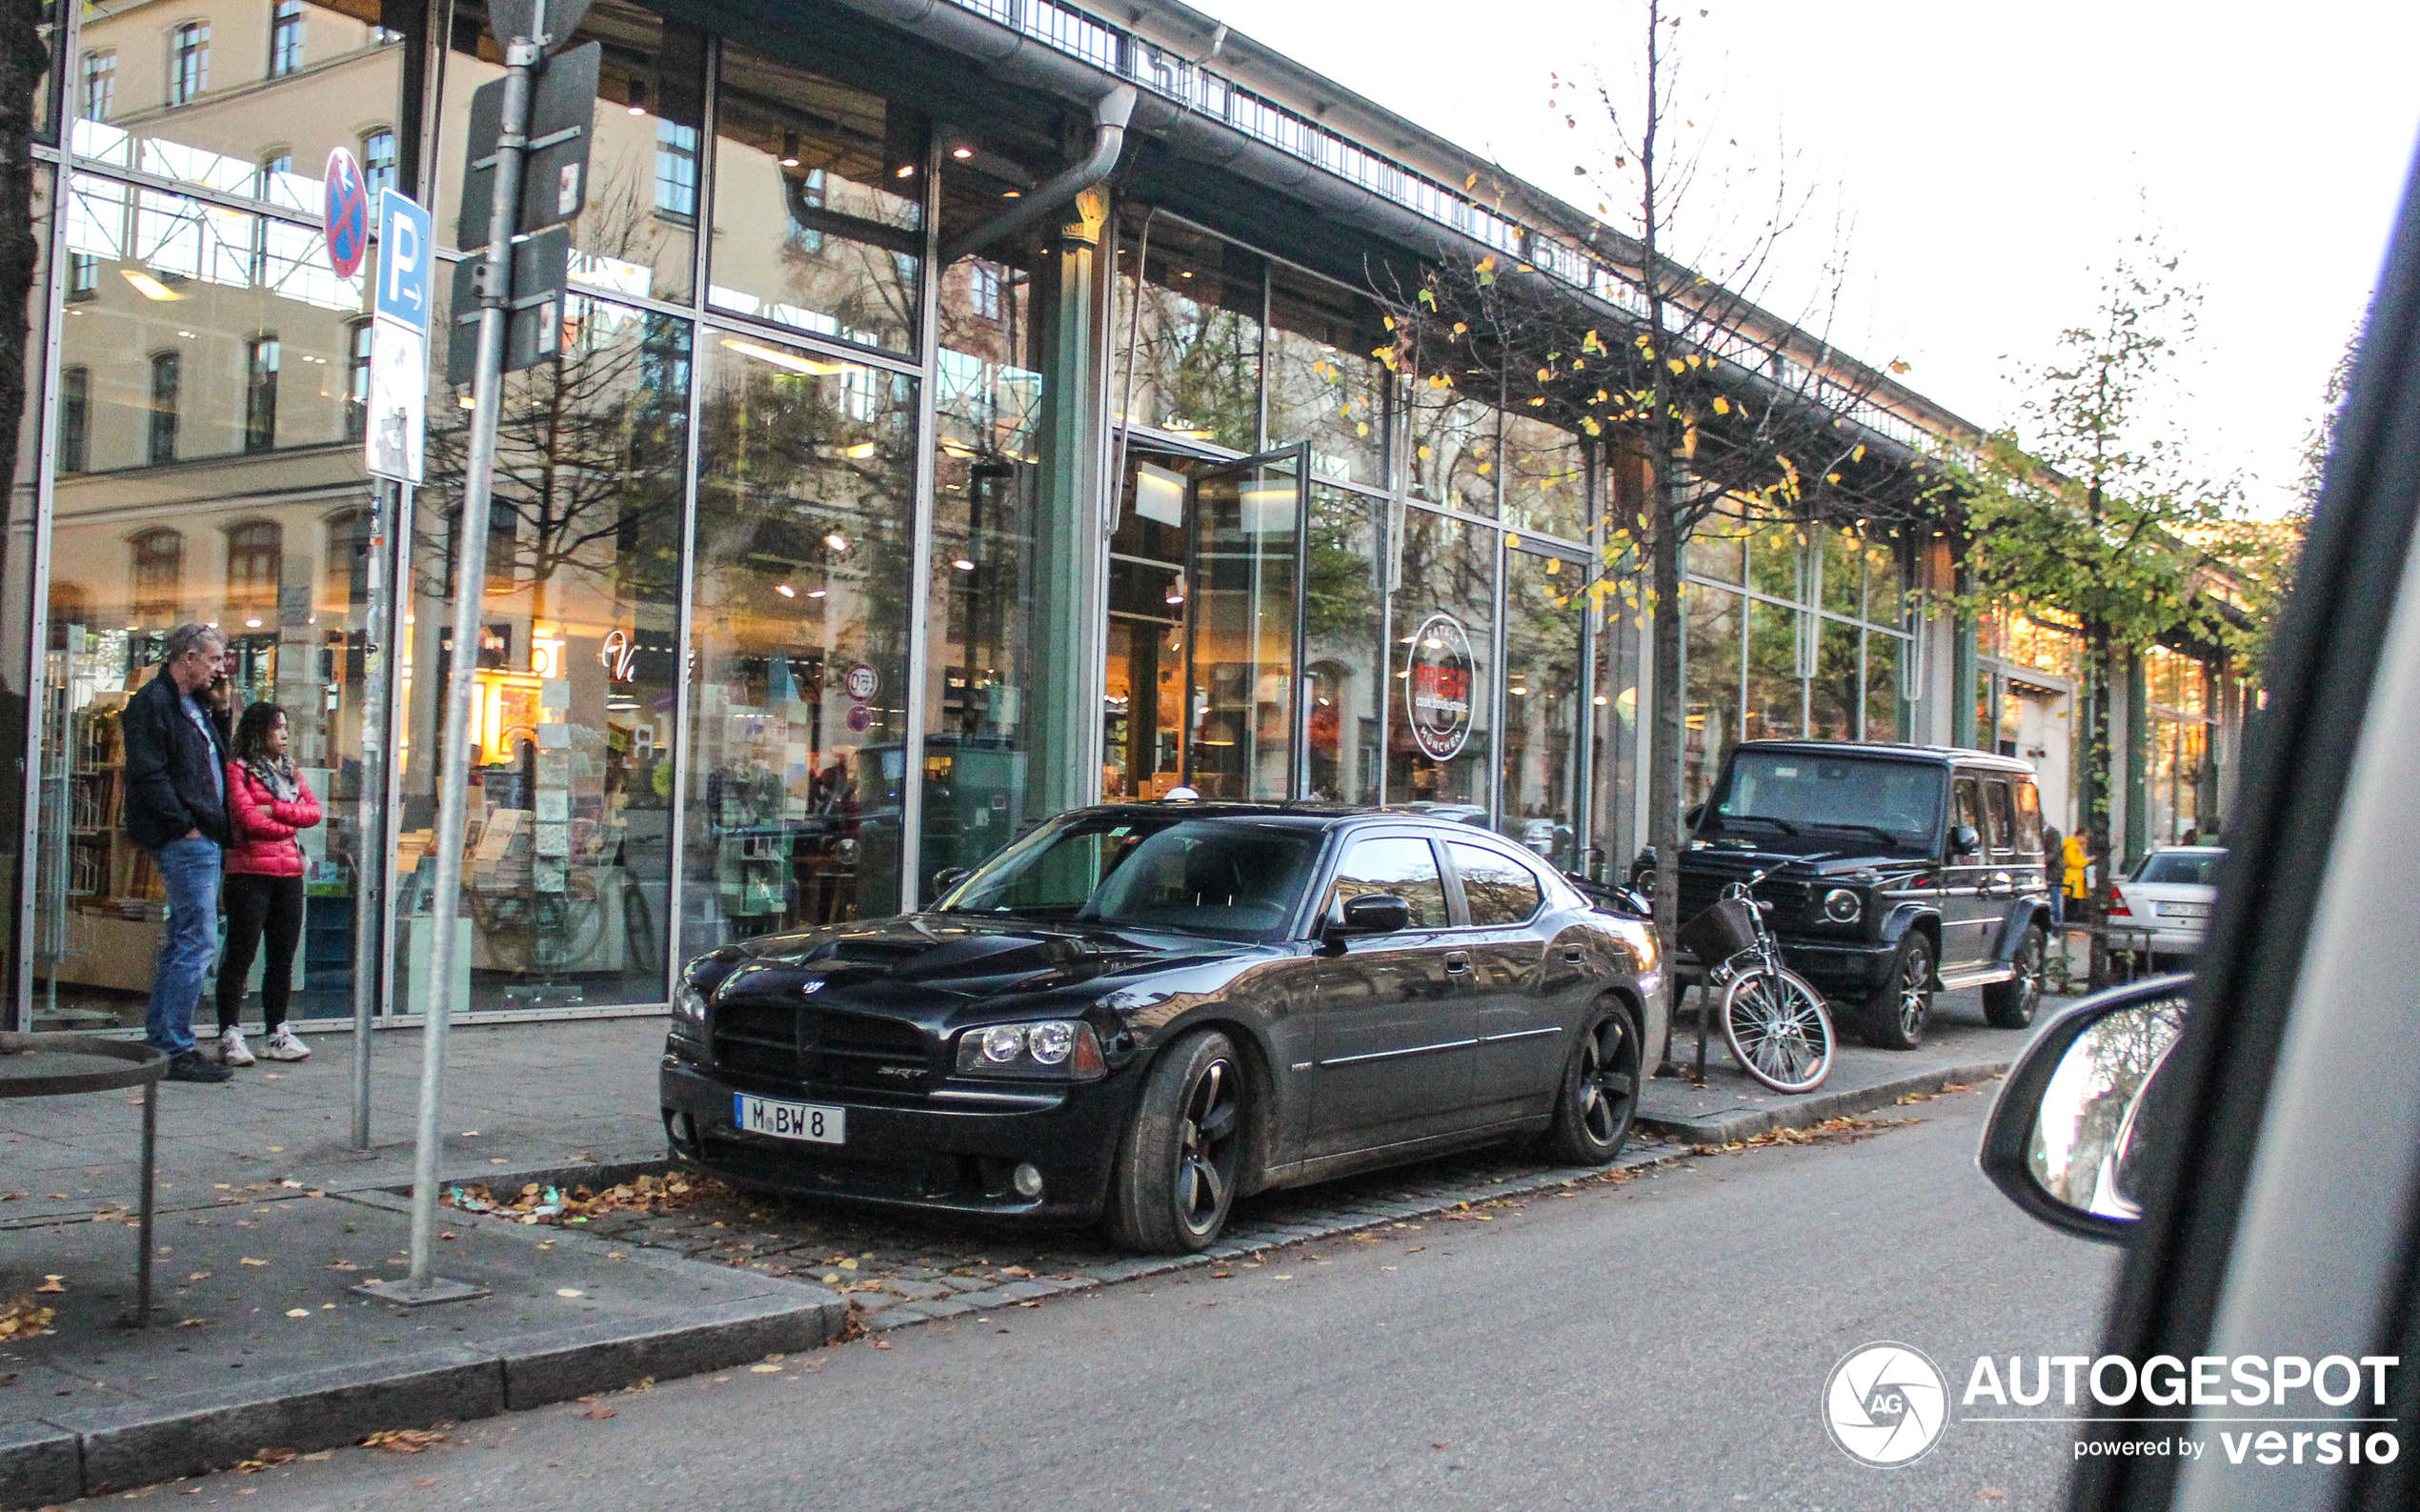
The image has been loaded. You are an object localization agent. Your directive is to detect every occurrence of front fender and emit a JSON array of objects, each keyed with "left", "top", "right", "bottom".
[
  {"left": 1878, "top": 902, "right": 1939, "bottom": 949},
  {"left": 1990, "top": 900, "right": 2055, "bottom": 962}
]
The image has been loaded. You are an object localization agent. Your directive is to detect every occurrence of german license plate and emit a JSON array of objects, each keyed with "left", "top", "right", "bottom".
[
  {"left": 2157, "top": 900, "right": 2209, "bottom": 918},
  {"left": 734, "top": 1095, "right": 845, "bottom": 1144}
]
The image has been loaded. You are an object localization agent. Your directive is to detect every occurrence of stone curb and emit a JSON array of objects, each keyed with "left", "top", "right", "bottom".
[
  {"left": 1635, "top": 1059, "right": 2011, "bottom": 1147},
  {"left": 0, "top": 1201, "right": 845, "bottom": 1508}
]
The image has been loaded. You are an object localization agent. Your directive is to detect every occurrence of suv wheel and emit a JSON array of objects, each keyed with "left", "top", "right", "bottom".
[
  {"left": 1983, "top": 924, "right": 2047, "bottom": 1028},
  {"left": 1862, "top": 932, "right": 1934, "bottom": 1050}
]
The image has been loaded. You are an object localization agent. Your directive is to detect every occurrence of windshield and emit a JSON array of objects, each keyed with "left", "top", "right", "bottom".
[
  {"left": 2134, "top": 850, "right": 2223, "bottom": 885},
  {"left": 936, "top": 814, "right": 1324, "bottom": 942},
  {"left": 1705, "top": 752, "right": 1946, "bottom": 852}
]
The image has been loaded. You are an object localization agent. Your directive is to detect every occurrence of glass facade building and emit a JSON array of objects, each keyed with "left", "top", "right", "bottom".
[{"left": 6, "top": 0, "right": 2241, "bottom": 1031}]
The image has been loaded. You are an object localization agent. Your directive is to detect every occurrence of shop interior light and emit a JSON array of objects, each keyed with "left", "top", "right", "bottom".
[
  {"left": 1000, "top": 189, "right": 1021, "bottom": 198},
  {"left": 779, "top": 131, "right": 801, "bottom": 168},
  {"left": 896, "top": 163, "right": 916, "bottom": 177},
  {"left": 245, "top": 617, "right": 263, "bottom": 628},
  {"left": 807, "top": 588, "right": 827, "bottom": 599},
  {"left": 824, "top": 532, "right": 849, "bottom": 553},
  {"left": 626, "top": 79, "right": 649, "bottom": 115},
  {"left": 123, "top": 270, "right": 182, "bottom": 300},
  {"left": 776, "top": 582, "right": 797, "bottom": 597},
  {"left": 719, "top": 337, "right": 843, "bottom": 376},
  {"left": 952, "top": 558, "right": 976, "bottom": 572},
  {"left": 843, "top": 441, "right": 876, "bottom": 458}
]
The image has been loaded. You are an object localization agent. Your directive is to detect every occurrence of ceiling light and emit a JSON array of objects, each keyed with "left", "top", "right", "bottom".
[
  {"left": 779, "top": 131, "right": 800, "bottom": 168},
  {"left": 775, "top": 583, "right": 796, "bottom": 598},
  {"left": 123, "top": 270, "right": 182, "bottom": 300},
  {"left": 245, "top": 617, "right": 263, "bottom": 628},
  {"left": 626, "top": 79, "right": 648, "bottom": 115},
  {"left": 824, "top": 533, "right": 849, "bottom": 552},
  {"left": 458, "top": 395, "right": 475, "bottom": 408},
  {"left": 1000, "top": 189, "right": 1020, "bottom": 198},
  {"left": 807, "top": 588, "right": 827, "bottom": 599},
  {"left": 896, "top": 163, "right": 916, "bottom": 177},
  {"left": 719, "top": 337, "right": 844, "bottom": 375},
  {"left": 951, "top": 145, "right": 974, "bottom": 159},
  {"left": 1178, "top": 270, "right": 1194, "bottom": 279},
  {"left": 952, "top": 558, "right": 975, "bottom": 571}
]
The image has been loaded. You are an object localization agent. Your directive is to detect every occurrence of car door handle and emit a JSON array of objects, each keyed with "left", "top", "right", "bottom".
[{"left": 1443, "top": 952, "right": 1471, "bottom": 974}]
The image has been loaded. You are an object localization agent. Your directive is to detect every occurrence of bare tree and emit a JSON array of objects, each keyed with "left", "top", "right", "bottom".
[{"left": 0, "top": 0, "right": 50, "bottom": 496}]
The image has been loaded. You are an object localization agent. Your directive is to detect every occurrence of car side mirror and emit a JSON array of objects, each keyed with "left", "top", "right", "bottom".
[
  {"left": 1949, "top": 824, "right": 1981, "bottom": 856},
  {"left": 1684, "top": 803, "right": 1704, "bottom": 830},
  {"left": 1325, "top": 894, "right": 1411, "bottom": 945},
  {"left": 930, "top": 867, "right": 971, "bottom": 897},
  {"left": 1978, "top": 978, "right": 2191, "bottom": 1242}
]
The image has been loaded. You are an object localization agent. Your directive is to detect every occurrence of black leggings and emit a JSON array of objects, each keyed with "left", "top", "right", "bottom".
[{"left": 217, "top": 873, "right": 304, "bottom": 1032}]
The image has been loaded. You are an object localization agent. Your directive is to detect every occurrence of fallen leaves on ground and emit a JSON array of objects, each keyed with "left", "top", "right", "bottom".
[
  {"left": 440, "top": 1173, "right": 709, "bottom": 1227},
  {"left": 579, "top": 1406, "right": 615, "bottom": 1420},
  {"left": 0, "top": 1296, "right": 56, "bottom": 1339},
  {"left": 361, "top": 1428, "right": 447, "bottom": 1453},
  {"left": 233, "top": 1448, "right": 298, "bottom": 1474},
  {"left": 1693, "top": 1114, "right": 1918, "bottom": 1156}
]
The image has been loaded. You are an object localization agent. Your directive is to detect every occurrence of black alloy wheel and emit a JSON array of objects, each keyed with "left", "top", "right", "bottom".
[
  {"left": 1983, "top": 924, "right": 2047, "bottom": 1028},
  {"left": 1105, "top": 1030, "right": 1250, "bottom": 1254},
  {"left": 1538, "top": 1002, "right": 1643, "bottom": 1164},
  {"left": 1863, "top": 932, "right": 1934, "bottom": 1050}
]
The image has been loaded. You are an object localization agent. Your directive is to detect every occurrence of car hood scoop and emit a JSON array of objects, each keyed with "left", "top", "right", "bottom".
[{"left": 741, "top": 917, "right": 1163, "bottom": 1000}]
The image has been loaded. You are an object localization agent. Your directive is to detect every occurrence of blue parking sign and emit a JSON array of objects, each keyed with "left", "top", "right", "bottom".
[{"left": 375, "top": 190, "right": 432, "bottom": 335}]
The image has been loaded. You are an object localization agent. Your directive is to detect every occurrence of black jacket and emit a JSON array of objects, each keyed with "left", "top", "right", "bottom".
[{"left": 121, "top": 667, "right": 232, "bottom": 850}]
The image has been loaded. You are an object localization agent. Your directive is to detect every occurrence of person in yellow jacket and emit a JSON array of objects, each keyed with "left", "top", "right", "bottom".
[{"left": 2062, "top": 832, "right": 2089, "bottom": 917}]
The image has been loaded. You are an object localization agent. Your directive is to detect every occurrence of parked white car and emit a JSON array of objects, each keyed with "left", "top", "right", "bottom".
[{"left": 2107, "top": 845, "right": 2223, "bottom": 964}]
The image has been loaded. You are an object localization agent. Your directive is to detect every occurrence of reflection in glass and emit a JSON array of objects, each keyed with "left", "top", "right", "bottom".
[
  {"left": 683, "top": 333, "right": 918, "bottom": 942},
  {"left": 1302, "top": 486, "right": 1383, "bottom": 804},
  {"left": 1810, "top": 617, "right": 1859, "bottom": 740},
  {"left": 1744, "top": 597, "right": 1802, "bottom": 741},
  {"left": 1502, "top": 414, "right": 1586, "bottom": 542},
  {"left": 1683, "top": 584, "right": 1741, "bottom": 810},
  {"left": 1501, "top": 550, "right": 1584, "bottom": 866},
  {"left": 1118, "top": 220, "right": 1261, "bottom": 453},
  {"left": 1865, "top": 632, "right": 1904, "bottom": 740},
  {"left": 397, "top": 294, "right": 687, "bottom": 1013},
  {"left": 1404, "top": 386, "right": 1496, "bottom": 515},
  {"left": 709, "top": 40, "right": 921, "bottom": 351},
  {"left": 1389, "top": 506, "right": 1493, "bottom": 810},
  {"left": 2031, "top": 998, "right": 2188, "bottom": 1218},
  {"left": 1264, "top": 272, "right": 1386, "bottom": 487},
  {"left": 1187, "top": 455, "right": 1299, "bottom": 800}
]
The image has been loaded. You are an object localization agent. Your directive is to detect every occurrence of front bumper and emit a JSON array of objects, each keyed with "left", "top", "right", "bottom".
[
  {"left": 659, "top": 1054, "right": 1136, "bottom": 1223},
  {"left": 1769, "top": 935, "right": 1900, "bottom": 996}
]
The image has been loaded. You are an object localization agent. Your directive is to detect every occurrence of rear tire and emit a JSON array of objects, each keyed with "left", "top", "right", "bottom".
[
  {"left": 1103, "top": 1031, "right": 1249, "bottom": 1254},
  {"left": 1983, "top": 924, "right": 2047, "bottom": 1028},
  {"left": 1861, "top": 932, "right": 1934, "bottom": 1050},
  {"left": 1537, "top": 1001, "right": 1643, "bottom": 1164}
]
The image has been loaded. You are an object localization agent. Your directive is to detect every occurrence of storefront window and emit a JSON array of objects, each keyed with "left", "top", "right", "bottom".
[
  {"left": 1744, "top": 597, "right": 1802, "bottom": 741},
  {"left": 684, "top": 333, "right": 918, "bottom": 940},
  {"left": 1302, "top": 485, "right": 1383, "bottom": 804},
  {"left": 1501, "top": 548, "right": 1585, "bottom": 866},
  {"left": 396, "top": 294, "right": 687, "bottom": 1013},
  {"left": 71, "top": 2, "right": 402, "bottom": 213},
  {"left": 1810, "top": 617, "right": 1859, "bottom": 740},
  {"left": 1119, "top": 218, "right": 1260, "bottom": 453},
  {"left": 34, "top": 182, "right": 378, "bottom": 1029},
  {"left": 1264, "top": 272, "right": 1386, "bottom": 487},
  {"left": 708, "top": 41, "right": 921, "bottom": 352},
  {"left": 1746, "top": 514, "right": 1804, "bottom": 599},
  {"left": 441, "top": 0, "right": 706, "bottom": 306},
  {"left": 1389, "top": 505, "right": 1494, "bottom": 809},
  {"left": 1683, "top": 583, "right": 1741, "bottom": 809},
  {"left": 1594, "top": 563, "right": 1644, "bottom": 871},
  {"left": 923, "top": 252, "right": 1042, "bottom": 892},
  {"left": 1187, "top": 454, "right": 1300, "bottom": 800},
  {"left": 1405, "top": 386, "right": 1496, "bottom": 515},
  {"left": 1502, "top": 414, "right": 1587, "bottom": 543},
  {"left": 1821, "top": 524, "right": 1864, "bottom": 617},
  {"left": 1865, "top": 632, "right": 1904, "bottom": 739}
]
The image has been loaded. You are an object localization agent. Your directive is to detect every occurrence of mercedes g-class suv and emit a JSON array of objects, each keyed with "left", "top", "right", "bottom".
[{"left": 1637, "top": 740, "right": 2055, "bottom": 1049}]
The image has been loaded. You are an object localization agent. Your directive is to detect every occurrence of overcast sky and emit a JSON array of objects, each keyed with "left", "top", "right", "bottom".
[{"left": 1191, "top": 0, "right": 2420, "bottom": 517}]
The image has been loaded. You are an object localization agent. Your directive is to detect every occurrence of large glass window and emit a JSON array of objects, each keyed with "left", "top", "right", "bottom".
[
  {"left": 922, "top": 246, "right": 1042, "bottom": 892},
  {"left": 1187, "top": 455, "right": 1299, "bottom": 800},
  {"left": 1302, "top": 485, "right": 1384, "bottom": 805},
  {"left": 1502, "top": 414, "right": 1587, "bottom": 543},
  {"left": 1744, "top": 597, "right": 1802, "bottom": 741},
  {"left": 1119, "top": 218, "right": 1261, "bottom": 454},
  {"left": 396, "top": 295, "right": 688, "bottom": 1014},
  {"left": 1389, "top": 506, "right": 1494, "bottom": 811},
  {"left": 1264, "top": 270, "right": 1386, "bottom": 487},
  {"left": 708, "top": 40, "right": 921, "bottom": 352},
  {"left": 81, "top": 50, "right": 115, "bottom": 121},
  {"left": 34, "top": 183, "right": 381, "bottom": 1029},
  {"left": 440, "top": 0, "right": 705, "bottom": 305},
  {"left": 1405, "top": 386, "right": 1496, "bottom": 515},
  {"left": 683, "top": 333, "right": 918, "bottom": 942},
  {"left": 1501, "top": 547, "right": 1585, "bottom": 867},
  {"left": 1684, "top": 583, "right": 1742, "bottom": 809}
]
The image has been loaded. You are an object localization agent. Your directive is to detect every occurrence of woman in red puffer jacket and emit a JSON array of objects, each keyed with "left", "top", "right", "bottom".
[{"left": 215, "top": 702, "right": 321, "bottom": 1066}]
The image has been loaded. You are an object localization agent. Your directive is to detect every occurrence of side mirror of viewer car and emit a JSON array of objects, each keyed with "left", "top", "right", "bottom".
[
  {"left": 1325, "top": 894, "right": 1411, "bottom": 947},
  {"left": 1978, "top": 978, "right": 2191, "bottom": 1242},
  {"left": 1949, "top": 824, "right": 1982, "bottom": 856}
]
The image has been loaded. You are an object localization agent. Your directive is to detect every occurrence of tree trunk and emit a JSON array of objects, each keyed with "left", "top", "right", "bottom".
[
  {"left": 0, "top": 0, "right": 49, "bottom": 497},
  {"left": 2082, "top": 615, "right": 2114, "bottom": 987},
  {"left": 1646, "top": 462, "right": 1686, "bottom": 1074}
]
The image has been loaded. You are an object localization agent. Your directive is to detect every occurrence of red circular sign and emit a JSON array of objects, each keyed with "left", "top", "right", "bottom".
[
  {"left": 323, "top": 149, "right": 370, "bottom": 279},
  {"left": 845, "top": 703, "right": 873, "bottom": 734},
  {"left": 843, "top": 662, "right": 879, "bottom": 702}
]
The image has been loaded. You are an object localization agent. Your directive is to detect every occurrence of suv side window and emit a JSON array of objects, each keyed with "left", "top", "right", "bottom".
[
  {"left": 2012, "top": 779, "right": 2045, "bottom": 857},
  {"left": 1329, "top": 836, "right": 1448, "bottom": 930},
  {"left": 1449, "top": 841, "right": 1543, "bottom": 926},
  {"left": 1985, "top": 778, "right": 2020, "bottom": 860},
  {"left": 1952, "top": 776, "right": 1985, "bottom": 858}
]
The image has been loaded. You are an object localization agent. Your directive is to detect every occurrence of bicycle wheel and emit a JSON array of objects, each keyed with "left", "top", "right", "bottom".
[{"left": 1722, "top": 965, "right": 1835, "bottom": 1094}]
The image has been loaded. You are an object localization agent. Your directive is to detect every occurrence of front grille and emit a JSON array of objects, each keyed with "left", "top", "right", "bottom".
[
  {"left": 1678, "top": 871, "right": 1812, "bottom": 925},
  {"left": 711, "top": 1003, "right": 933, "bottom": 1094}
]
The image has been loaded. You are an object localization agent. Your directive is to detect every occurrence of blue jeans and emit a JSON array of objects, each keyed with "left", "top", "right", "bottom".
[{"left": 145, "top": 836, "right": 223, "bottom": 1056}]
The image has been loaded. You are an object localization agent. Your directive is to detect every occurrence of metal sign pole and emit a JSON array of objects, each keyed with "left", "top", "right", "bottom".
[
  {"left": 380, "top": 5, "right": 552, "bottom": 1306},
  {"left": 348, "top": 477, "right": 392, "bottom": 1152}
]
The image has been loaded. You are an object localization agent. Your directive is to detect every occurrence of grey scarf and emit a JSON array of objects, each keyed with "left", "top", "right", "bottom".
[{"left": 247, "top": 755, "right": 300, "bottom": 804}]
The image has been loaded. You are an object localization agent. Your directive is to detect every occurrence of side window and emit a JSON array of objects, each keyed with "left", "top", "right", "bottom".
[
  {"left": 1951, "top": 776, "right": 1983, "bottom": 857},
  {"left": 2012, "top": 781, "right": 2045, "bottom": 857},
  {"left": 1449, "top": 842, "right": 1543, "bottom": 927},
  {"left": 1985, "top": 779, "right": 2018, "bottom": 858},
  {"left": 1330, "top": 837, "right": 1446, "bottom": 930}
]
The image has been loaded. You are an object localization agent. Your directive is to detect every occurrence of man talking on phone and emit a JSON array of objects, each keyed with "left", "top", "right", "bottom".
[{"left": 122, "top": 622, "right": 237, "bottom": 1083}]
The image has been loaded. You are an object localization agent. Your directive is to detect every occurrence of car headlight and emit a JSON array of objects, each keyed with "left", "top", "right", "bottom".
[
  {"left": 674, "top": 984, "right": 709, "bottom": 1024},
  {"left": 955, "top": 1020, "right": 1106, "bottom": 1080},
  {"left": 1822, "top": 888, "right": 1863, "bottom": 924}
]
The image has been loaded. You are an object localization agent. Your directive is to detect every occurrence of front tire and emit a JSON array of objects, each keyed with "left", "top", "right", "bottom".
[
  {"left": 1983, "top": 924, "right": 2047, "bottom": 1028},
  {"left": 1537, "top": 1002, "right": 1643, "bottom": 1164},
  {"left": 1861, "top": 932, "right": 1934, "bottom": 1050},
  {"left": 1721, "top": 967, "right": 1834, "bottom": 1094},
  {"left": 1103, "top": 1031, "right": 1249, "bottom": 1254}
]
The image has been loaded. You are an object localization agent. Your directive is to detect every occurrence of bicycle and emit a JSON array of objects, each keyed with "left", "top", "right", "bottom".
[{"left": 1676, "top": 862, "right": 1836, "bottom": 1094}]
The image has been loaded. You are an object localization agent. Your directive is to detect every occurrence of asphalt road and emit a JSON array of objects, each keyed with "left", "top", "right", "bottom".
[{"left": 111, "top": 1085, "right": 2119, "bottom": 1512}]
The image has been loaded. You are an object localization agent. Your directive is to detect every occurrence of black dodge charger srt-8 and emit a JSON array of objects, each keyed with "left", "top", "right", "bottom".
[{"left": 661, "top": 802, "right": 1662, "bottom": 1252}]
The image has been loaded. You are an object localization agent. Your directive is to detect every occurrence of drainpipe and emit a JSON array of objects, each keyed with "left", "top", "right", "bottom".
[{"left": 939, "top": 84, "right": 1137, "bottom": 267}]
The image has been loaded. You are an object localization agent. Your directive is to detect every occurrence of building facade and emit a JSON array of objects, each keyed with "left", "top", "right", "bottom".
[{"left": 5, "top": 0, "right": 2244, "bottom": 1031}]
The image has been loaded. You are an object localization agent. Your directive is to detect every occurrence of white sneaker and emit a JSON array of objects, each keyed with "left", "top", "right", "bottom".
[
  {"left": 264, "top": 1026, "right": 312, "bottom": 1061},
  {"left": 219, "top": 1027, "right": 255, "bottom": 1067}
]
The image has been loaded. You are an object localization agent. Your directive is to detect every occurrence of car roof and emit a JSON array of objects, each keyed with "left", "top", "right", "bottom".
[
  {"left": 1064, "top": 801, "right": 1528, "bottom": 840},
  {"left": 1731, "top": 739, "right": 2040, "bottom": 776}
]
